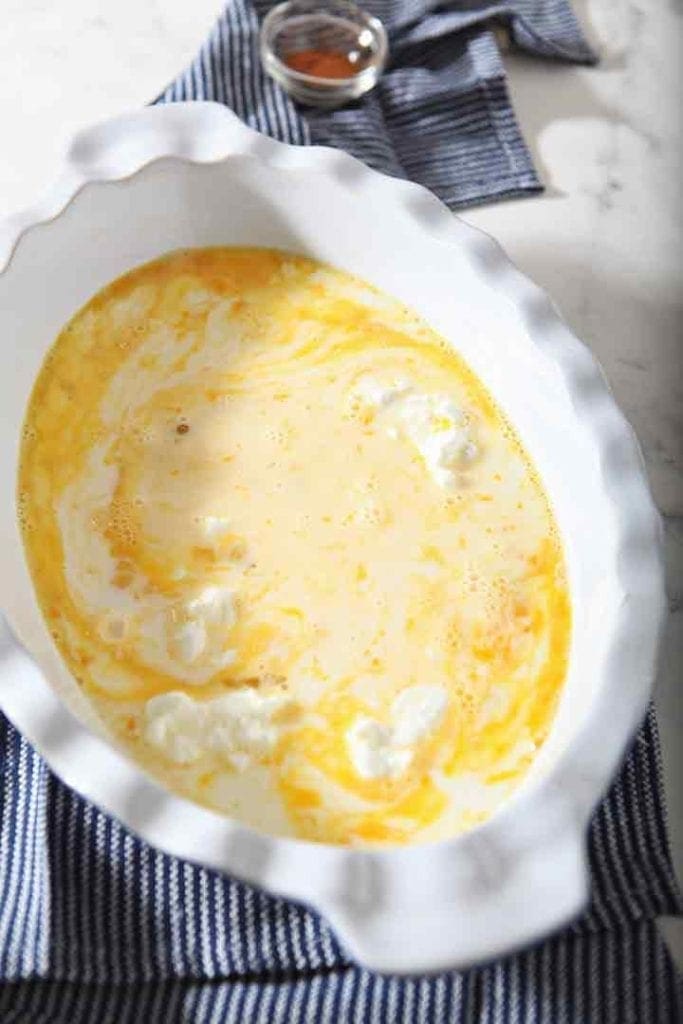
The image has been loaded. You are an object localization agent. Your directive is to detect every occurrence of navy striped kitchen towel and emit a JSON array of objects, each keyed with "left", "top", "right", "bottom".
[
  {"left": 1, "top": 2, "right": 681, "bottom": 1023},
  {"left": 157, "top": 0, "right": 597, "bottom": 208},
  {"left": 0, "top": 708, "right": 680, "bottom": 1022}
]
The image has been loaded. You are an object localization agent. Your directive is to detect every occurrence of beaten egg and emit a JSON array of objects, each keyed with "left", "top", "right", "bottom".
[{"left": 18, "top": 248, "right": 570, "bottom": 846}]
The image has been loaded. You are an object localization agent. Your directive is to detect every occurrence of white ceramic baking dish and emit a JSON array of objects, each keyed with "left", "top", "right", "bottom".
[{"left": 0, "top": 102, "right": 665, "bottom": 974}]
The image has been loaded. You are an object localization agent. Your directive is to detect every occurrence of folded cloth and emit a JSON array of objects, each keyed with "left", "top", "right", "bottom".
[
  {"left": 157, "top": 0, "right": 597, "bottom": 208},
  {"left": 0, "top": 707, "right": 680, "bottom": 1022},
  {"left": 1, "top": 3, "right": 681, "bottom": 1022}
]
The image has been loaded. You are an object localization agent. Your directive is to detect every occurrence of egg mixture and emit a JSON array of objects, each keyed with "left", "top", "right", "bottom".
[{"left": 18, "top": 248, "right": 570, "bottom": 846}]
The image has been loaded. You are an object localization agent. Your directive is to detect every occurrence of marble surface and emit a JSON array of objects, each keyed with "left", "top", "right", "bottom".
[{"left": 1, "top": 0, "right": 680, "bottom": 965}]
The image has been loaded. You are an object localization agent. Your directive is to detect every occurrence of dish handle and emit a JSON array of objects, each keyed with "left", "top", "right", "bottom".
[
  {"left": 63, "top": 101, "right": 260, "bottom": 181},
  {"left": 316, "top": 823, "right": 589, "bottom": 974},
  {"left": 0, "top": 102, "right": 259, "bottom": 271}
]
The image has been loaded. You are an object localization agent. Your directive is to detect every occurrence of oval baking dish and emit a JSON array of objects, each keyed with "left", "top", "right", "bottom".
[{"left": 0, "top": 102, "right": 665, "bottom": 974}]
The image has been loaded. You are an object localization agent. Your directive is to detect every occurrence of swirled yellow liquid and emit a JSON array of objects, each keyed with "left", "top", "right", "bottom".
[{"left": 19, "top": 248, "right": 570, "bottom": 846}]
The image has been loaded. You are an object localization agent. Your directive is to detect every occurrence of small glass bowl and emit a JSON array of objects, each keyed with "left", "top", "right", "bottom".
[{"left": 260, "top": 0, "right": 389, "bottom": 109}]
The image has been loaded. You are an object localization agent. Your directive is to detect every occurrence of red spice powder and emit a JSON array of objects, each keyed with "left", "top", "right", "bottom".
[{"left": 284, "top": 49, "right": 359, "bottom": 80}]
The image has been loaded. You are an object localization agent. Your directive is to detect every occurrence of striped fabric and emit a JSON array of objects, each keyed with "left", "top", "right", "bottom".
[
  {"left": 0, "top": 925, "right": 679, "bottom": 1024},
  {"left": 0, "top": 708, "right": 680, "bottom": 1021},
  {"left": 156, "top": 0, "right": 596, "bottom": 208},
  {"left": 1, "top": 2, "right": 681, "bottom": 1021}
]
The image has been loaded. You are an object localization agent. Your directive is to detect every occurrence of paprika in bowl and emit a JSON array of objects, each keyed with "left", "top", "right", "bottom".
[{"left": 260, "top": 0, "right": 388, "bottom": 107}]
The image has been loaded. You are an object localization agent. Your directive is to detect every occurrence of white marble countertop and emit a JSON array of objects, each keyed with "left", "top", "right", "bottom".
[{"left": 1, "top": 0, "right": 680, "bottom": 964}]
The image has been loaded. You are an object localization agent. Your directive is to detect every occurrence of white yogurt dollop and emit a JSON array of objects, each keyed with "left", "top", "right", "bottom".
[
  {"left": 351, "top": 377, "right": 477, "bottom": 489},
  {"left": 136, "top": 584, "right": 238, "bottom": 684},
  {"left": 143, "top": 691, "right": 206, "bottom": 765},
  {"left": 346, "top": 718, "right": 413, "bottom": 779},
  {"left": 346, "top": 684, "right": 448, "bottom": 780},
  {"left": 144, "top": 687, "right": 293, "bottom": 770}
]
